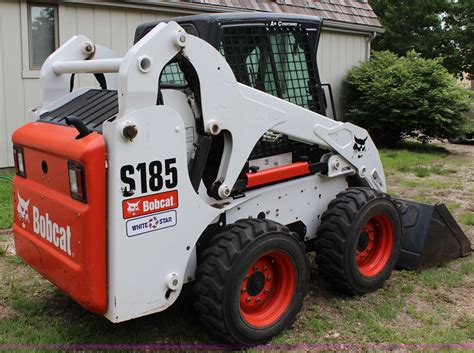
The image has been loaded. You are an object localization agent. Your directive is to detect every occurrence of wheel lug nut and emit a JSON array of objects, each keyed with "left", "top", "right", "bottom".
[
  {"left": 246, "top": 298, "right": 251, "bottom": 303},
  {"left": 256, "top": 297, "right": 261, "bottom": 303},
  {"left": 241, "top": 288, "right": 247, "bottom": 293},
  {"left": 264, "top": 289, "right": 269, "bottom": 294},
  {"left": 254, "top": 266, "right": 259, "bottom": 271},
  {"left": 267, "top": 276, "right": 272, "bottom": 281},
  {"left": 245, "top": 275, "right": 249, "bottom": 279},
  {"left": 263, "top": 266, "right": 268, "bottom": 272}
]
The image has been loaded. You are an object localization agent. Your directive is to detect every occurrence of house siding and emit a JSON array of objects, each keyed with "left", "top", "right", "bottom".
[
  {"left": 0, "top": 0, "right": 371, "bottom": 168},
  {"left": 318, "top": 30, "right": 369, "bottom": 119},
  {"left": 1, "top": 1, "right": 26, "bottom": 168}
]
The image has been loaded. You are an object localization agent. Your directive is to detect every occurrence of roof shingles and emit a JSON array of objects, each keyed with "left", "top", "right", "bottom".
[{"left": 188, "top": 0, "right": 382, "bottom": 28}]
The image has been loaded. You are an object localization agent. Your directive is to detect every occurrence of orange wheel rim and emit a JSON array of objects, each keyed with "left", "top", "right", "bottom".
[
  {"left": 356, "top": 214, "right": 394, "bottom": 277},
  {"left": 239, "top": 251, "right": 296, "bottom": 328}
]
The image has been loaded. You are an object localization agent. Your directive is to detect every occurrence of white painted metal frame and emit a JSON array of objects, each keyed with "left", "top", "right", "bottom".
[{"left": 39, "top": 35, "right": 121, "bottom": 106}]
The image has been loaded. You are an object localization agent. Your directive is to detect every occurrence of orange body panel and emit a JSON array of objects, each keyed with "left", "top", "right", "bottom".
[
  {"left": 246, "top": 162, "right": 310, "bottom": 188},
  {"left": 12, "top": 122, "right": 107, "bottom": 314}
]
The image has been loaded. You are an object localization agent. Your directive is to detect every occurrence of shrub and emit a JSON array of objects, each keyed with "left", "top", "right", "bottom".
[{"left": 344, "top": 51, "right": 470, "bottom": 146}]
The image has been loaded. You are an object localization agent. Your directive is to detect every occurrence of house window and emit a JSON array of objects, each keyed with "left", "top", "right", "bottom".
[{"left": 28, "top": 3, "right": 58, "bottom": 70}]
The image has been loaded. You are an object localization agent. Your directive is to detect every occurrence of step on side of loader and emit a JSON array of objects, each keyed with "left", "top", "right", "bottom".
[{"left": 395, "top": 198, "right": 472, "bottom": 271}]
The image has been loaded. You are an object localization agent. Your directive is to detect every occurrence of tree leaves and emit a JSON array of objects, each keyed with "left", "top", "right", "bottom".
[
  {"left": 344, "top": 51, "right": 470, "bottom": 146},
  {"left": 370, "top": 0, "right": 473, "bottom": 79}
]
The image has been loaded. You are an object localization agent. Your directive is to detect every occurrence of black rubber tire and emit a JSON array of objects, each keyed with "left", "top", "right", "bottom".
[
  {"left": 315, "top": 187, "right": 402, "bottom": 295},
  {"left": 193, "top": 219, "right": 309, "bottom": 344}
]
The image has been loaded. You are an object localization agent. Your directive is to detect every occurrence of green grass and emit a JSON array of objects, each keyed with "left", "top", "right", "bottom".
[
  {"left": 379, "top": 142, "right": 452, "bottom": 179},
  {"left": 446, "top": 201, "right": 462, "bottom": 213},
  {"left": 399, "top": 282, "right": 415, "bottom": 294},
  {"left": 459, "top": 212, "right": 474, "bottom": 226},
  {"left": 4, "top": 253, "right": 472, "bottom": 346},
  {"left": 418, "top": 266, "right": 464, "bottom": 289},
  {"left": 460, "top": 261, "right": 474, "bottom": 275},
  {"left": 400, "top": 177, "right": 462, "bottom": 191},
  {"left": 0, "top": 255, "right": 213, "bottom": 345},
  {"left": 0, "top": 172, "right": 14, "bottom": 230},
  {"left": 307, "top": 313, "right": 335, "bottom": 333},
  {"left": 413, "top": 166, "right": 431, "bottom": 177},
  {"left": 406, "top": 305, "right": 439, "bottom": 325}
]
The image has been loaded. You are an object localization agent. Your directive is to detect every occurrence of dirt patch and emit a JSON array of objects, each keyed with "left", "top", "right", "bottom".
[
  {"left": 0, "top": 302, "right": 17, "bottom": 321},
  {"left": 440, "top": 141, "right": 474, "bottom": 155},
  {"left": 387, "top": 141, "right": 474, "bottom": 245},
  {"left": 0, "top": 246, "right": 18, "bottom": 321},
  {"left": 0, "top": 230, "right": 15, "bottom": 255}
]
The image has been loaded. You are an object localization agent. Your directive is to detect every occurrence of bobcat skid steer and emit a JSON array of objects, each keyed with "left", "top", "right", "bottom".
[{"left": 11, "top": 13, "right": 470, "bottom": 344}]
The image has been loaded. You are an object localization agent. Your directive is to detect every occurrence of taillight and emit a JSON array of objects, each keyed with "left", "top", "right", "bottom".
[
  {"left": 13, "top": 145, "right": 26, "bottom": 178},
  {"left": 68, "top": 161, "right": 87, "bottom": 203}
]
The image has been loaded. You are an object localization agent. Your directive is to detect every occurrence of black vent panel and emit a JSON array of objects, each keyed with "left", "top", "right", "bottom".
[{"left": 39, "top": 89, "right": 118, "bottom": 132}]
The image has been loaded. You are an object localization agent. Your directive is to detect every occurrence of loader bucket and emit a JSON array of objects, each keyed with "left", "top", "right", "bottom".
[{"left": 394, "top": 198, "right": 471, "bottom": 271}]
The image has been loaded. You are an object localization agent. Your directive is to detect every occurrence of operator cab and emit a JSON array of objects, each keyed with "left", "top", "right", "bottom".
[
  {"left": 134, "top": 14, "right": 334, "bottom": 197},
  {"left": 135, "top": 13, "right": 330, "bottom": 117}
]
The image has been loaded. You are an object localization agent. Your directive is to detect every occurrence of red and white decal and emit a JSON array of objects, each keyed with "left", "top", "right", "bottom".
[
  {"left": 122, "top": 190, "right": 178, "bottom": 219},
  {"left": 16, "top": 191, "right": 73, "bottom": 256}
]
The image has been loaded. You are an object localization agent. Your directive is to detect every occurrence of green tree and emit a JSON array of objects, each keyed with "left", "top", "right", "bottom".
[
  {"left": 344, "top": 51, "right": 469, "bottom": 147},
  {"left": 369, "top": 0, "right": 473, "bottom": 78},
  {"left": 442, "top": 0, "right": 473, "bottom": 79}
]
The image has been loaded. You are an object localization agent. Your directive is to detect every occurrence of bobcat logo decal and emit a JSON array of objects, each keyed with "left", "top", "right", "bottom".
[
  {"left": 353, "top": 136, "right": 368, "bottom": 158},
  {"left": 17, "top": 192, "right": 30, "bottom": 228},
  {"left": 126, "top": 201, "right": 141, "bottom": 216}
]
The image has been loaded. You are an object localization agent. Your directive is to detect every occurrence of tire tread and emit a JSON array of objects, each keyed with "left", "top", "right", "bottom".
[
  {"left": 315, "top": 187, "right": 397, "bottom": 295},
  {"left": 194, "top": 219, "right": 304, "bottom": 343}
]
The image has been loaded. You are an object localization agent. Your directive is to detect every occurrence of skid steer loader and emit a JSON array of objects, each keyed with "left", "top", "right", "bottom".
[{"left": 11, "top": 13, "right": 470, "bottom": 344}]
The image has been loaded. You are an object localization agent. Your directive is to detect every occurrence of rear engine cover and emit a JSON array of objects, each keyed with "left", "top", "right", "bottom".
[{"left": 12, "top": 122, "right": 107, "bottom": 314}]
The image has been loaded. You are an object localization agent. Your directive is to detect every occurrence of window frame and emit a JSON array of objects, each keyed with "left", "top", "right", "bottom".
[{"left": 27, "top": 2, "right": 59, "bottom": 71}]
